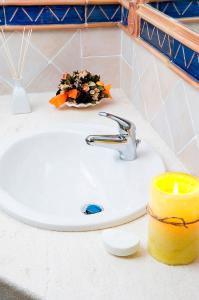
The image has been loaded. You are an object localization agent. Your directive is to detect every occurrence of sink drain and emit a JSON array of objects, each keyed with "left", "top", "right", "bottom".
[{"left": 82, "top": 204, "right": 103, "bottom": 215}]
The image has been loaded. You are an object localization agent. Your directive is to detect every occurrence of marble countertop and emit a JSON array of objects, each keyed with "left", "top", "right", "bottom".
[{"left": 0, "top": 89, "right": 197, "bottom": 300}]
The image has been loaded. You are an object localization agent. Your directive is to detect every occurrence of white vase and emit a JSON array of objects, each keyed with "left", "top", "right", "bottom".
[{"left": 11, "top": 79, "right": 31, "bottom": 114}]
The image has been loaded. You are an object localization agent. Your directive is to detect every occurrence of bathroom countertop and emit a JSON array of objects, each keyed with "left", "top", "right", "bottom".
[{"left": 0, "top": 89, "right": 197, "bottom": 300}]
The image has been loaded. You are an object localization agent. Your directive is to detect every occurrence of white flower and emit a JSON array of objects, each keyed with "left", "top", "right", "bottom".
[
  {"left": 88, "top": 81, "right": 96, "bottom": 87},
  {"left": 92, "top": 93, "right": 99, "bottom": 101},
  {"left": 90, "top": 90, "right": 95, "bottom": 95},
  {"left": 79, "top": 70, "right": 88, "bottom": 78}
]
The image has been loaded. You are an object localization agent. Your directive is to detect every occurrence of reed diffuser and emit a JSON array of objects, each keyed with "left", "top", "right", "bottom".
[{"left": 0, "top": 28, "right": 32, "bottom": 114}]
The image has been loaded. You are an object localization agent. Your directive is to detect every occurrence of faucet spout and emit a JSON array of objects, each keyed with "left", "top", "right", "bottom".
[
  {"left": 85, "top": 112, "right": 140, "bottom": 161},
  {"left": 86, "top": 134, "right": 126, "bottom": 146}
]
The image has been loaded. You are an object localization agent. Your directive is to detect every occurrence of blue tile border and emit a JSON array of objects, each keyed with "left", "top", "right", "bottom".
[
  {"left": 140, "top": 18, "right": 173, "bottom": 59},
  {"left": 149, "top": 0, "right": 199, "bottom": 19},
  {"left": 86, "top": 4, "right": 121, "bottom": 23},
  {"left": 1, "top": 4, "right": 123, "bottom": 26},
  {"left": 140, "top": 18, "right": 199, "bottom": 83},
  {"left": 5, "top": 5, "right": 85, "bottom": 25},
  {"left": 173, "top": 39, "right": 199, "bottom": 81},
  {"left": 121, "top": 6, "right": 128, "bottom": 26},
  {"left": 0, "top": 7, "right": 5, "bottom": 25}
]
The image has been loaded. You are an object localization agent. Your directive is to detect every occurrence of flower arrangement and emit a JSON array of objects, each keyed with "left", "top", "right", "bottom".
[{"left": 49, "top": 70, "right": 111, "bottom": 108}]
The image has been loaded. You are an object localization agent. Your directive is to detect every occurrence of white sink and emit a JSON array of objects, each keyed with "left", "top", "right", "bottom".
[{"left": 0, "top": 124, "right": 164, "bottom": 231}]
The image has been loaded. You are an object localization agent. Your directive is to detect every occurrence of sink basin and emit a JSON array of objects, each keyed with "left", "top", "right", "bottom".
[{"left": 0, "top": 124, "right": 164, "bottom": 231}]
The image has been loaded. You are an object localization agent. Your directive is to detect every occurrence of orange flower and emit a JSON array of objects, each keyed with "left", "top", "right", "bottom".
[
  {"left": 49, "top": 93, "right": 68, "bottom": 108},
  {"left": 104, "top": 84, "right": 112, "bottom": 98},
  {"left": 68, "top": 89, "right": 78, "bottom": 99},
  {"left": 82, "top": 84, "right": 89, "bottom": 92}
]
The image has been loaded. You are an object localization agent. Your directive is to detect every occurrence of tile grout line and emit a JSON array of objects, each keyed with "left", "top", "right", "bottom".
[
  {"left": 49, "top": 30, "right": 78, "bottom": 62},
  {"left": 177, "top": 135, "right": 197, "bottom": 155},
  {"left": 153, "top": 57, "right": 175, "bottom": 151},
  {"left": 183, "top": 81, "right": 197, "bottom": 138}
]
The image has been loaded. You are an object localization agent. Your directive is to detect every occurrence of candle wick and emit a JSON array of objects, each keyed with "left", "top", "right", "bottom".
[{"left": 173, "top": 183, "right": 179, "bottom": 195}]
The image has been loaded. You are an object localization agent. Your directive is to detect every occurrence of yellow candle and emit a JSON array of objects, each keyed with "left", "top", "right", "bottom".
[{"left": 148, "top": 172, "right": 199, "bottom": 265}]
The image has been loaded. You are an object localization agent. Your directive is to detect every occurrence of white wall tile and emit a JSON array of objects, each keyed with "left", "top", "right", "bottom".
[
  {"left": 0, "top": 28, "right": 121, "bottom": 94},
  {"left": 184, "top": 81, "right": 199, "bottom": 135},
  {"left": 121, "top": 35, "right": 199, "bottom": 174},
  {"left": 155, "top": 58, "right": 181, "bottom": 102},
  {"left": 30, "top": 30, "right": 77, "bottom": 60},
  {"left": 81, "top": 28, "right": 121, "bottom": 57},
  {"left": 52, "top": 31, "right": 81, "bottom": 73},
  {"left": 120, "top": 58, "right": 133, "bottom": 100},
  {"left": 178, "top": 138, "right": 199, "bottom": 176},
  {"left": 27, "top": 64, "right": 62, "bottom": 93},
  {"left": 121, "top": 31, "right": 134, "bottom": 67},
  {"left": 151, "top": 104, "right": 174, "bottom": 150},
  {"left": 164, "top": 80, "right": 194, "bottom": 153},
  {"left": 81, "top": 56, "right": 120, "bottom": 87},
  {"left": 140, "top": 60, "right": 163, "bottom": 121},
  {"left": 131, "top": 86, "right": 146, "bottom": 117}
]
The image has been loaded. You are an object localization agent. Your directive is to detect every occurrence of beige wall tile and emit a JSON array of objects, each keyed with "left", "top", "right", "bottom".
[
  {"left": 151, "top": 104, "right": 174, "bottom": 150},
  {"left": 22, "top": 44, "right": 49, "bottom": 87},
  {"left": 81, "top": 28, "right": 121, "bottom": 57},
  {"left": 122, "top": 36, "right": 198, "bottom": 174},
  {"left": 155, "top": 58, "right": 181, "bottom": 102},
  {"left": 140, "top": 60, "right": 163, "bottom": 121},
  {"left": 121, "top": 31, "right": 134, "bottom": 67},
  {"left": 81, "top": 56, "right": 120, "bottom": 87},
  {"left": 133, "top": 42, "right": 154, "bottom": 80},
  {"left": 30, "top": 30, "right": 78, "bottom": 60},
  {"left": 0, "top": 31, "right": 49, "bottom": 87},
  {"left": 52, "top": 31, "right": 81, "bottom": 73},
  {"left": 0, "top": 46, "right": 13, "bottom": 85},
  {"left": 165, "top": 80, "right": 194, "bottom": 153},
  {"left": 184, "top": 82, "right": 199, "bottom": 135},
  {"left": 120, "top": 58, "right": 133, "bottom": 100},
  {"left": 0, "top": 80, "right": 12, "bottom": 96},
  {"left": 27, "top": 64, "right": 62, "bottom": 93},
  {"left": 178, "top": 138, "right": 199, "bottom": 176},
  {"left": 132, "top": 86, "right": 146, "bottom": 118}
]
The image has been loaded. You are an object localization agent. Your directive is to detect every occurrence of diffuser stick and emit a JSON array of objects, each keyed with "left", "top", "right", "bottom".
[
  {"left": 18, "top": 27, "right": 25, "bottom": 79},
  {"left": 19, "top": 29, "right": 32, "bottom": 78},
  {"left": 0, "top": 29, "right": 17, "bottom": 78}
]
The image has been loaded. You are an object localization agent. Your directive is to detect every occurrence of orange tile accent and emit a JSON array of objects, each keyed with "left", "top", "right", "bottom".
[
  {"left": 118, "top": 22, "right": 130, "bottom": 35},
  {"left": 87, "top": 0, "right": 119, "bottom": 4},
  {"left": 3, "top": 0, "right": 87, "bottom": 5},
  {"left": 0, "top": 22, "right": 118, "bottom": 31},
  {"left": 180, "top": 17, "right": 199, "bottom": 24},
  {"left": 0, "top": 24, "right": 86, "bottom": 31},
  {"left": 85, "top": 22, "right": 119, "bottom": 28},
  {"left": 119, "top": 0, "right": 129, "bottom": 9}
]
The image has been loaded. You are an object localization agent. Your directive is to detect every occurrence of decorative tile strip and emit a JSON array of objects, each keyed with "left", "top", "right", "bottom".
[
  {"left": 0, "top": 7, "right": 5, "bottom": 25},
  {"left": 140, "top": 18, "right": 174, "bottom": 59},
  {"left": 86, "top": 4, "right": 121, "bottom": 23},
  {"left": 0, "top": 3, "right": 124, "bottom": 26},
  {"left": 5, "top": 5, "right": 85, "bottom": 25},
  {"left": 140, "top": 18, "right": 199, "bottom": 82},
  {"left": 121, "top": 5, "right": 128, "bottom": 26},
  {"left": 149, "top": 0, "right": 199, "bottom": 19},
  {"left": 173, "top": 39, "right": 199, "bottom": 81}
]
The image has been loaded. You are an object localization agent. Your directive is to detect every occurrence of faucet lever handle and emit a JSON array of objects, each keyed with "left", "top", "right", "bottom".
[{"left": 99, "top": 112, "right": 135, "bottom": 135}]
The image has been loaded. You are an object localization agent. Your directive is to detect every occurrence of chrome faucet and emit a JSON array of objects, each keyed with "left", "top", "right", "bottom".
[{"left": 86, "top": 112, "right": 140, "bottom": 161}]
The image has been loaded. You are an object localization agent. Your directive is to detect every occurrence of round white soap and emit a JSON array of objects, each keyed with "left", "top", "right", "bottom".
[{"left": 102, "top": 230, "right": 140, "bottom": 257}]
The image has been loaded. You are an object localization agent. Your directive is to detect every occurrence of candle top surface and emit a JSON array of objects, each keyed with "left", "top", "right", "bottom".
[{"left": 154, "top": 173, "right": 199, "bottom": 195}]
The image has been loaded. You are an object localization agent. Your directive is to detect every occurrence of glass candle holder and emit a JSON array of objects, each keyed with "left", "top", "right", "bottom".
[{"left": 148, "top": 172, "right": 199, "bottom": 265}]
